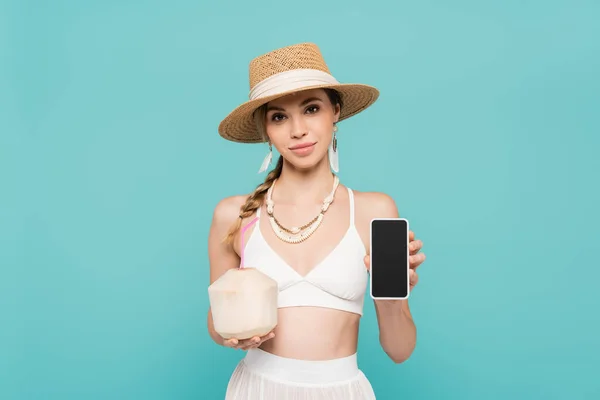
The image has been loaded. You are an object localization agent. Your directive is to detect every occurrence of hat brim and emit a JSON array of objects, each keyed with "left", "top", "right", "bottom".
[{"left": 218, "top": 83, "right": 380, "bottom": 143}]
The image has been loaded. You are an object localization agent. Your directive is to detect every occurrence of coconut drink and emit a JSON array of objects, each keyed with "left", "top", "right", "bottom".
[{"left": 208, "top": 216, "right": 278, "bottom": 340}]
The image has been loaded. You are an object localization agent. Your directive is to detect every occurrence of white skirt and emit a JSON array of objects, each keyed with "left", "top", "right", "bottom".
[{"left": 225, "top": 348, "right": 376, "bottom": 400}]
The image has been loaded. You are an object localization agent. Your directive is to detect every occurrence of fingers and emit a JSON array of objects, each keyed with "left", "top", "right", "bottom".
[
  {"left": 240, "top": 332, "right": 275, "bottom": 350},
  {"left": 239, "top": 336, "right": 263, "bottom": 351},
  {"left": 409, "top": 269, "right": 419, "bottom": 288},
  {"left": 224, "top": 331, "right": 276, "bottom": 351},
  {"left": 410, "top": 252, "right": 426, "bottom": 269},
  {"left": 409, "top": 239, "right": 423, "bottom": 255},
  {"left": 224, "top": 337, "right": 253, "bottom": 350},
  {"left": 408, "top": 232, "right": 425, "bottom": 269}
]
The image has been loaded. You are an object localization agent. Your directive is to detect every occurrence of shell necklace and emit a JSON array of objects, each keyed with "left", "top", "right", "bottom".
[{"left": 265, "top": 175, "right": 340, "bottom": 244}]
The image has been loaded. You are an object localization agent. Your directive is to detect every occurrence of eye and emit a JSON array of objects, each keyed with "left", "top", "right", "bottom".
[
  {"left": 271, "top": 113, "right": 286, "bottom": 122},
  {"left": 306, "top": 105, "right": 320, "bottom": 114}
]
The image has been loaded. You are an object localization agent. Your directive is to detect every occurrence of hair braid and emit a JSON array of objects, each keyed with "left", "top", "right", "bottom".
[{"left": 223, "top": 155, "right": 283, "bottom": 245}]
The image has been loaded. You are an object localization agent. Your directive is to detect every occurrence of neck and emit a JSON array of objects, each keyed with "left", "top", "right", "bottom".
[{"left": 272, "top": 158, "right": 337, "bottom": 205}]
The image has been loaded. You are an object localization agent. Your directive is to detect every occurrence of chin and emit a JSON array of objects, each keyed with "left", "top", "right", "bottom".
[{"left": 287, "top": 155, "right": 325, "bottom": 171}]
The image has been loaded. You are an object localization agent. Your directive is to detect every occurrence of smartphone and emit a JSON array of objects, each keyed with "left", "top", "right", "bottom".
[{"left": 369, "top": 218, "right": 410, "bottom": 300}]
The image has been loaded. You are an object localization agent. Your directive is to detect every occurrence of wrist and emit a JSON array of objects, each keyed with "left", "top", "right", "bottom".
[{"left": 374, "top": 299, "right": 408, "bottom": 315}]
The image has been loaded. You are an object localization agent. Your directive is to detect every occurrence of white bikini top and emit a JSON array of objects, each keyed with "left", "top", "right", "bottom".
[{"left": 242, "top": 187, "right": 369, "bottom": 316}]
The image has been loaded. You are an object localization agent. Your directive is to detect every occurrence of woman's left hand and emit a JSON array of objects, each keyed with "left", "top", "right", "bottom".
[{"left": 364, "top": 230, "right": 425, "bottom": 291}]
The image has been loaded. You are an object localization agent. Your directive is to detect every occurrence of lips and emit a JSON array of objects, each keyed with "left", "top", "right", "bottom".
[{"left": 289, "top": 142, "right": 316, "bottom": 150}]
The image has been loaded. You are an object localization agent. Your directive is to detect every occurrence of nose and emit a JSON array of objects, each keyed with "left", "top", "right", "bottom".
[{"left": 290, "top": 116, "right": 308, "bottom": 139}]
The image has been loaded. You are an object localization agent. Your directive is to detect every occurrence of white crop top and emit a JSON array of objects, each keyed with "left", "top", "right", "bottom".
[{"left": 242, "top": 187, "right": 369, "bottom": 316}]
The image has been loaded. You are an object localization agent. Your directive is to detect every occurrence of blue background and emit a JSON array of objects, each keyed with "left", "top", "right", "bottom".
[{"left": 2, "top": 0, "right": 599, "bottom": 399}]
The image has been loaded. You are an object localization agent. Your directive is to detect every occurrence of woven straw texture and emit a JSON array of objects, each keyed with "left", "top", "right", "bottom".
[
  {"left": 218, "top": 43, "right": 379, "bottom": 143},
  {"left": 248, "top": 43, "right": 331, "bottom": 89}
]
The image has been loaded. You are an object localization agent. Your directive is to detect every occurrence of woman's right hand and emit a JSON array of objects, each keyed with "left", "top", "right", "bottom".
[{"left": 223, "top": 330, "right": 276, "bottom": 351}]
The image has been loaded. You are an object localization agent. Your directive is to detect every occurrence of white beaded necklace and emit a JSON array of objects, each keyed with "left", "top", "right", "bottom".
[{"left": 265, "top": 175, "right": 340, "bottom": 244}]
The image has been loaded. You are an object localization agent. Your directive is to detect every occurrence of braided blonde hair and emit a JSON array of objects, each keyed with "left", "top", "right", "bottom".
[{"left": 223, "top": 88, "right": 343, "bottom": 244}]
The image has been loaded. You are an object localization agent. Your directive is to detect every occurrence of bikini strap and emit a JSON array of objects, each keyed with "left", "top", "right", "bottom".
[{"left": 347, "top": 187, "right": 355, "bottom": 227}]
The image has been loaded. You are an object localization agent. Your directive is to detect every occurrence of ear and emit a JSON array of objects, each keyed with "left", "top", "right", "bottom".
[{"left": 333, "top": 103, "right": 341, "bottom": 123}]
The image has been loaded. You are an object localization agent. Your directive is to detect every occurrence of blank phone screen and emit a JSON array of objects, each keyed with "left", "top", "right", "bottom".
[{"left": 370, "top": 219, "right": 409, "bottom": 299}]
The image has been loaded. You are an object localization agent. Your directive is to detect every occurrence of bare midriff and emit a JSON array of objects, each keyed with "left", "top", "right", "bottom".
[{"left": 258, "top": 306, "right": 361, "bottom": 361}]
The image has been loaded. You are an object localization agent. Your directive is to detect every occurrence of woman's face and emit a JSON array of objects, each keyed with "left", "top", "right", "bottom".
[{"left": 264, "top": 89, "right": 340, "bottom": 170}]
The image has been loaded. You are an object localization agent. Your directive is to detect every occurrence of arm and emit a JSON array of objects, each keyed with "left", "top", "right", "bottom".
[
  {"left": 206, "top": 196, "right": 244, "bottom": 346},
  {"left": 374, "top": 296, "right": 416, "bottom": 364},
  {"left": 368, "top": 193, "right": 417, "bottom": 364}
]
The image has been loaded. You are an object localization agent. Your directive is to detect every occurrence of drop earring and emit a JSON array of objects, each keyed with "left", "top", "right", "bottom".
[
  {"left": 258, "top": 142, "right": 273, "bottom": 173},
  {"left": 329, "top": 125, "right": 339, "bottom": 173}
]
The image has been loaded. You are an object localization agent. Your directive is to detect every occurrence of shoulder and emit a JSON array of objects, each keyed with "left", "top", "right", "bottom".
[
  {"left": 208, "top": 195, "right": 250, "bottom": 279},
  {"left": 212, "top": 194, "right": 248, "bottom": 224},
  {"left": 352, "top": 190, "right": 400, "bottom": 220},
  {"left": 348, "top": 189, "right": 400, "bottom": 252},
  {"left": 211, "top": 193, "right": 260, "bottom": 252}
]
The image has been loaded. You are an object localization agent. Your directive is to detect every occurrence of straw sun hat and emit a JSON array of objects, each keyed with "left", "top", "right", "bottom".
[{"left": 218, "top": 42, "right": 380, "bottom": 143}]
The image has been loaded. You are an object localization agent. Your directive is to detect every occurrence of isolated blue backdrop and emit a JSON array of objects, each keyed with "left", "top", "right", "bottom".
[{"left": 1, "top": 1, "right": 599, "bottom": 399}]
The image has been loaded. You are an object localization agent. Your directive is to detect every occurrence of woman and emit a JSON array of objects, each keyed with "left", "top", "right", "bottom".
[{"left": 207, "top": 43, "right": 426, "bottom": 399}]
